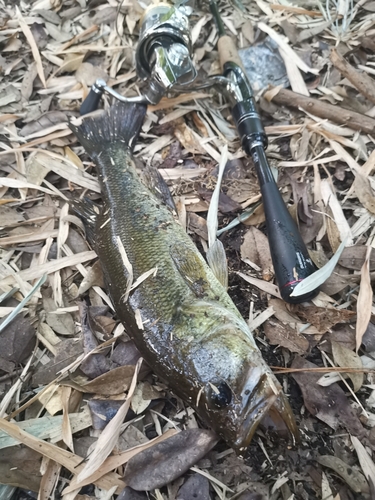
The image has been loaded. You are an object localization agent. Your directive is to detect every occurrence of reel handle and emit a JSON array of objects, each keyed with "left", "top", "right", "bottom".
[{"left": 80, "top": 86, "right": 103, "bottom": 115}]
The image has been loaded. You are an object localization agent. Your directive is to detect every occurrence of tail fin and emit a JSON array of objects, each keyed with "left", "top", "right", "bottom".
[{"left": 69, "top": 101, "right": 147, "bottom": 158}]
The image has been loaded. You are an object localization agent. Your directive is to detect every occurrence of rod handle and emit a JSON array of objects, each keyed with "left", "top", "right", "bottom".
[
  {"left": 259, "top": 178, "right": 318, "bottom": 303},
  {"left": 218, "top": 36, "right": 244, "bottom": 72}
]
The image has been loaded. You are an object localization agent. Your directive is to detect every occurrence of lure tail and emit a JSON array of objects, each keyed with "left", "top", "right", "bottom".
[{"left": 69, "top": 101, "right": 147, "bottom": 159}]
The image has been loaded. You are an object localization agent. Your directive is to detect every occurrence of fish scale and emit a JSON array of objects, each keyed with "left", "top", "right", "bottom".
[{"left": 70, "top": 101, "right": 299, "bottom": 454}]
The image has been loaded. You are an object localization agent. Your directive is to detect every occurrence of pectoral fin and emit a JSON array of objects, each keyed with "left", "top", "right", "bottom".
[{"left": 206, "top": 240, "right": 228, "bottom": 289}]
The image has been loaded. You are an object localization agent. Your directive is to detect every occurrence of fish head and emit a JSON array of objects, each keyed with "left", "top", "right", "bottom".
[{"left": 188, "top": 325, "right": 299, "bottom": 454}]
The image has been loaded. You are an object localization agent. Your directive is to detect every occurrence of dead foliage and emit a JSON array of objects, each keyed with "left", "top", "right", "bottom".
[{"left": 1, "top": 0, "right": 375, "bottom": 499}]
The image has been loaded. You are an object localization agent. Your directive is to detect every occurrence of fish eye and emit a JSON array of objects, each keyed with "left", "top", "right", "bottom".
[{"left": 208, "top": 381, "right": 232, "bottom": 408}]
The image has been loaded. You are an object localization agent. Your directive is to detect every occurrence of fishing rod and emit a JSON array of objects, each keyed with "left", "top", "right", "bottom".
[
  {"left": 80, "top": 1, "right": 318, "bottom": 303},
  {"left": 208, "top": 0, "right": 318, "bottom": 303}
]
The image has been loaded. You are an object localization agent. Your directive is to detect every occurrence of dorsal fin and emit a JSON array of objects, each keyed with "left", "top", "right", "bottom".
[{"left": 141, "top": 165, "right": 177, "bottom": 214}]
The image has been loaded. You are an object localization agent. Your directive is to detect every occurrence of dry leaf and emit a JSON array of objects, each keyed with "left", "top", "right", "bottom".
[
  {"left": 62, "top": 430, "right": 178, "bottom": 495},
  {"left": 240, "top": 227, "right": 274, "bottom": 280},
  {"left": 124, "top": 429, "right": 218, "bottom": 491},
  {"left": 263, "top": 319, "right": 309, "bottom": 354},
  {"left": 353, "top": 171, "right": 375, "bottom": 215},
  {"left": 339, "top": 246, "right": 375, "bottom": 271},
  {"left": 331, "top": 341, "right": 363, "bottom": 392},
  {"left": 46, "top": 310, "right": 75, "bottom": 336},
  {"left": 38, "top": 458, "right": 61, "bottom": 500},
  {"left": 82, "top": 365, "right": 136, "bottom": 395},
  {"left": 32, "top": 339, "right": 83, "bottom": 387},
  {"left": 292, "top": 356, "right": 367, "bottom": 440},
  {"left": 0, "top": 408, "right": 92, "bottom": 449},
  {"left": 0, "top": 315, "right": 35, "bottom": 364},
  {"left": 0, "top": 251, "right": 97, "bottom": 287},
  {"left": 16, "top": 8, "right": 46, "bottom": 88},
  {"left": 238, "top": 272, "right": 281, "bottom": 298},
  {"left": 290, "top": 305, "right": 356, "bottom": 334},
  {"left": 0, "top": 445, "right": 42, "bottom": 491},
  {"left": 317, "top": 455, "right": 369, "bottom": 494},
  {"left": 117, "top": 487, "right": 148, "bottom": 500},
  {"left": 0, "top": 418, "right": 125, "bottom": 493},
  {"left": 76, "top": 358, "right": 143, "bottom": 482},
  {"left": 356, "top": 246, "right": 373, "bottom": 352},
  {"left": 176, "top": 473, "right": 210, "bottom": 500},
  {"left": 351, "top": 436, "right": 375, "bottom": 491}
]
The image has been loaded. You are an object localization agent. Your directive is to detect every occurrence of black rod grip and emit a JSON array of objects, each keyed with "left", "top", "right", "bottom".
[
  {"left": 80, "top": 88, "right": 103, "bottom": 115},
  {"left": 251, "top": 146, "right": 318, "bottom": 303}
]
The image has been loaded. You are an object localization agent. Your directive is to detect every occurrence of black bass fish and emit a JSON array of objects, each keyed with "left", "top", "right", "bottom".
[{"left": 70, "top": 102, "right": 299, "bottom": 454}]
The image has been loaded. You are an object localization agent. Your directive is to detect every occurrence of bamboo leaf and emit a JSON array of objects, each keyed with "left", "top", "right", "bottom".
[{"left": 291, "top": 238, "right": 348, "bottom": 297}]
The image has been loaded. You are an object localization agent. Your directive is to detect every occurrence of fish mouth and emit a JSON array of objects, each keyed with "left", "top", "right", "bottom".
[{"left": 232, "top": 369, "right": 300, "bottom": 454}]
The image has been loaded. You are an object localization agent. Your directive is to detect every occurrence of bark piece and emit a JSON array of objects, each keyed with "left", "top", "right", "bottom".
[
  {"left": 268, "top": 87, "right": 375, "bottom": 135},
  {"left": 330, "top": 48, "right": 375, "bottom": 105}
]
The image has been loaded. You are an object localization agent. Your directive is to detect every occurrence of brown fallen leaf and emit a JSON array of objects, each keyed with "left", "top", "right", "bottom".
[
  {"left": 124, "top": 429, "right": 218, "bottom": 491},
  {"left": 242, "top": 202, "right": 266, "bottom": 226},
  {"left": 292, "top": 356, "right": 368, "bottom": 442},
  {"left": 174, "top": 122, "right": 205, "bottom": 154},
  {"left": 20, "top": 111, "right": 68, "bottom": 137},
  {"left": 83, "top": 365, "right": 136, "bottom": 395},
  {"left": 117, "top": 425, "right": 149, "bottom": 452},
  {"left": 77, "top": 260, "right": 105, "bottom": 295},
  {"left": 80, "top": 302, "right": 111, "bottom": 379},
  {"left": 240, "top": 226, "right": 274, "bottom": 280},
  {"left": 117, "top": 487, "right": 148, "bottom": 500},
  {"left": 317, "top": 455, "right": 369, "bottom": 494},
  {"left": 339, "top": 245, "right": 375, "bottom": 271},
  {"left": 235, "top": 490, "right": 267, "bottom": 500},
  {"left": 32, "top": 338, "right": 84, "bottom": 387},
  {"left": 0, "top": 445, "right": 42, "bottom": 491},
  {"left": 188, "top": 212, "right": 208, "bottom": 240},
  {"left": 38, "top": 459, "right": 61, "bottom": 500},
  {"left": 320, "top": 324, "right": 356, "bottom": 353},
  {"left": 16, "top": 8, "right": 46, "bottom": 88},
  {"left": 111, "top": 340, "right": 142, "bottom": 367},
  {"left": 0, "top": 417, "right": 125, "bottom": 493},
  {"left": 331, "top": 340, "right": 363, "bottom": 392},
  {"left": 176, "top": 473, "right": 210, "bottom": 500},
  {"left": 289, "top": 304, "right": 356, "bottom": 334},
  {"left": 362, "top": 322, "right": 375, "bottom": 352},
  {"left": 89, "top": 313, "right": 116, "bottom": 340},
  {"left": 77, "top": 359, "right": 142, "bottom": 482},
  {"left": 299, "top": 203, "right": 324, "bottom": 245},
  {"left": 353, "top": 171, "right": 375, "bottom": 215},
  {"left": 62, "top": 430, "right": 179, "bottom": 495},
  {"left": 45, "top": 309, "right": 75, "bottom": 336},
  {"left": 0, "top": 314, "right": 35, "bottom": 364},
  {"left": 88, "top": 399, "right": 125, "bottom": 430},
  {"left": 198, "top": 187, "right": 242, "bottom": 214},
  {"left": 320, "top": 271, "right": 360, "bottom": 297},
  {"left": 356, "top": 246, "right": 373, "bottom": 352},
  {"left": 263, "top": 319, "right": 309, "bottom": 354},
  {"left": 351, "top": 435, "right": 375, "bottom": 494}
]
